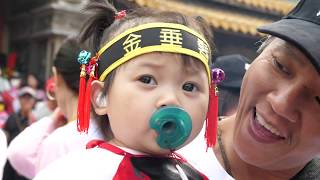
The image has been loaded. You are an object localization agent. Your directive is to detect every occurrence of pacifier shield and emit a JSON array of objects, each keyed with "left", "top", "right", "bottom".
[{"left": 150, "top": 106, "right": 192, "bottom": 149}]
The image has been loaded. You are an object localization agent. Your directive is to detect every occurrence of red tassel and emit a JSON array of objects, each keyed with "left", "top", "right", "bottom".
[
  {"left": 205, "top": 82, "right": 218, "bottom": 151},
  {"left": 83, "top": 76, "right": 93, "bottom": 133},
  {"left": 82, "top": 62, "right": 97, "bottom": 133},
  {"left": 77, "top": 65, "right": 86, "bottom": 132}
]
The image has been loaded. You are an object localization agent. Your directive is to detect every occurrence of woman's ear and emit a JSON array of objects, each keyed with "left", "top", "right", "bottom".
[
  {"left": 91, "top": 80, "right": 108, "bottom": 115},
  {"left": 52, "top": 67, "right": 64, "bottom": 88},
  {"left": 52, "top": 67, "right": 58, "bottom": 84}
]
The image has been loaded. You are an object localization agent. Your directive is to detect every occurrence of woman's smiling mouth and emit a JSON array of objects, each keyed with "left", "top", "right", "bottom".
[{"left": 248, "top": 108, "right": 286, "bottom": 143}]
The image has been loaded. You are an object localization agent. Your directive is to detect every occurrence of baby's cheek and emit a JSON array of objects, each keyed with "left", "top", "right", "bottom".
[{"left": 189, "top": 119, "right": 205, "bottom": 140}]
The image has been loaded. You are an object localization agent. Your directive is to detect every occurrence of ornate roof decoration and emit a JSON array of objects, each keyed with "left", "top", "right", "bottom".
[
  {"left": 134, "top": 0, "right": 274, "bottom": 36},
  {"left": 234, "top": 0, "right": 295, "bottom": 15}
]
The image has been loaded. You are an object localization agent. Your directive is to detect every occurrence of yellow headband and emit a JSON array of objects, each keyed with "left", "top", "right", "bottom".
[{"left": 97, "top": 22, "right": 211, "bottom": 83}]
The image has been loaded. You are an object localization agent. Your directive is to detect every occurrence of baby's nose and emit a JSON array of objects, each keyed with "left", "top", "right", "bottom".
[{"left": 156, "top": 90, "right": 181, "bottom": 108}]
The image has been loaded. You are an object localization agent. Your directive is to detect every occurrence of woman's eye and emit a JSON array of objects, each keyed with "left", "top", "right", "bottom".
[
  {"left": 272, "top": 56, "right": 290, "bottom": 75},
  {"left": 183, "top": 82, "right": 198, "bottom": 92},
  {"left": 138, "top": 75, "right": 156, "bottom": 85}
]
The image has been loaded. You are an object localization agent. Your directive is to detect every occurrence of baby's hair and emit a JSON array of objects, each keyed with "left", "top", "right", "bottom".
[
  {"left": 80, "top": 0, "right": 214, "bottom": 89},
  {"left": 78, "top": 0, "right": 214, "bottom": 139}
]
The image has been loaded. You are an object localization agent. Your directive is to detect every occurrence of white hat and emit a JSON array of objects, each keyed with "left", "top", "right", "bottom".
[{"left": 18, "top": 86, "right": 37, "bottom": 99}]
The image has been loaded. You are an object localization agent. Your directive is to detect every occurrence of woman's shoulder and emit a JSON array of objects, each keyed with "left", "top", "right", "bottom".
[
  {"left": 44, "top": 120, "right": 104, "bottom": 146},
  {"left": 0, "top": 129, "right": 6, "bottom": 141},
  {"left": 40, "top": 122, "right": 77, "bottom": 145},
  {"left": 34, "top": 147, "right": 123, "bottom": 180},
  {"left": 292, "top": 157, "right": 320, "bottom": 180}
]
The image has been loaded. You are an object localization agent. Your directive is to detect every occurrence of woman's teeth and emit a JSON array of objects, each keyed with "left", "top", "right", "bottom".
[{"left": 256, "top": 113, "right": 283, "bottom": 138}]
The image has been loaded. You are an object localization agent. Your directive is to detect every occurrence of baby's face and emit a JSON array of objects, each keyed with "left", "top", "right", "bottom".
[{"left": 106, "top": 52, "right": 210, "bottom": 155}]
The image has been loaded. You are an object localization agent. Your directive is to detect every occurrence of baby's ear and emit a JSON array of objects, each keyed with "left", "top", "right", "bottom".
[{"left": 91, "top": 80, "right": 108, "bottom": 115}]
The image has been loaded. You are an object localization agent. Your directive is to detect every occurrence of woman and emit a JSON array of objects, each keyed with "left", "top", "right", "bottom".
[
  {"left": 217, "top": 0, "right": 320, "bottom": 179},
  {"left": 6, "top": 38, "right": 104, "bottom": 179},
  {"left": 179, "top": 0, "right": 320, "bottom": 179}
]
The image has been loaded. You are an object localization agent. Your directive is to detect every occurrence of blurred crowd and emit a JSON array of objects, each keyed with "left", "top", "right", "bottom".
[
  {"left": 0, "top": 69, "right": 57, "bottom": 179},
  {"left": 0, "top": 0, "right": 319, "bottom": 179}
]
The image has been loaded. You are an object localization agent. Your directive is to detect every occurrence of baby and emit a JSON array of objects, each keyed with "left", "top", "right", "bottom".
[{"left": 34, "top": 0, "right": 220, "bottom": 179}]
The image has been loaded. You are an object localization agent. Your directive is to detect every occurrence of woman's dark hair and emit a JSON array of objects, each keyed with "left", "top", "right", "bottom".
[
  {"left": 256, "top": 35, "right": 275, "bottom": 54},
  {"left": 53, "top": 37, "right": 83, "bottom": 94},
  {"left": 79, "top": 0, "right": 215, "bottom": 139}
]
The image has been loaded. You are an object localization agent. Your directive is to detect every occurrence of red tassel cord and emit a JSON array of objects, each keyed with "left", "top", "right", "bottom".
[
  {"left": 82, "top": 62, "right": 97, "bottom": 133},
  {"left": 205, "top": 82, "right": 218, "bottom": 151},
  {"left": 77, "top": 64, "right": 87, "bottom": 132},
  {"left": 82, "top": 77, "right": 92, "bottom": 133}
]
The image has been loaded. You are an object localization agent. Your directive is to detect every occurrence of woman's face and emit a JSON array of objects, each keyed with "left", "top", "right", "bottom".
[
  {"left": 52, "top": 67, "right": 68, "bottom": 115},
  {"left": 105, "top": 53, "right": 209, "bottom": 155},
  {"left": 233, "top": 38, "right": 320, "bottom": 170},
  {"left": 19, "top": 94, "right": 36, "bottom": 113}
]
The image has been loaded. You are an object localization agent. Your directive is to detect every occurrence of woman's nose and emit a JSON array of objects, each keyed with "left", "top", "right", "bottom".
[{"left": 267, "top": 83, "right": 303, "bottom": 123}]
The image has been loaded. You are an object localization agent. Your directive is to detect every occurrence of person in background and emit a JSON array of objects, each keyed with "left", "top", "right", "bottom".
[
  {"left": 3, "top": 86, "right": 37, "bottom": 143},
  {"left": 0, "top": 128, "right": 7, "bottom": 180},
  {"left": 6, "top": 37, "right": 104, "bottom": 179},
  {"left": 13, "top": 73, "right": 46, "bottom": 115},
  {"left": 0, "top": 96, "right": 9, "bottom": 128},
  {"left": 7, "top": 74, "right": 22, "bottom": 114},
  {"left": 214, "top": 54, "right": 250, "bottom": 117},
  {"left": 0, "top": 69, "right": 11, "bottom": 93},
  {"left": 0, "top": 68, "right": 13, "bottom": 125},
  {"left": 2, "top": 86, "right": 37, "bottom": 180},
  {"left": 25, "top": 73, "right": 45, "bottom": 101}
]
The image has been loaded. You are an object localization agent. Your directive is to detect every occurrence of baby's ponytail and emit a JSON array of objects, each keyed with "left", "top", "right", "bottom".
[{"left": 79, "top": 0, "right": 118, "bottom": 52}]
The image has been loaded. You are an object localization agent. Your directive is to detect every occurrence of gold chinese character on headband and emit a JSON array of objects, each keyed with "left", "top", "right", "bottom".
[
  {"left": 160, "top": 28, "right": 182, "bottom": 46},
  {"left": 123, "top": 33, "right": 142, "bottom": 55},
  {"left": 197, "top": 38, "right": 209, "bottom": 60}
]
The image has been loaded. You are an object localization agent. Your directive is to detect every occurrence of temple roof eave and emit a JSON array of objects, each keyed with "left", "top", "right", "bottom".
[{"left": 134, "top": 0, "right": 274, "bottom": 36}]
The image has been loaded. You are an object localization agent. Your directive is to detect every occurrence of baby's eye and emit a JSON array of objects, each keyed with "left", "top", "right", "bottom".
[
  {"left": 138, "top": 75, "right": 156, "bottom": 85},
  {"left": 182, "top": 82, "right": 198, "bottom": 92},
  {"left": 272, "top": 56, "right": 290, "bottom": 75}
]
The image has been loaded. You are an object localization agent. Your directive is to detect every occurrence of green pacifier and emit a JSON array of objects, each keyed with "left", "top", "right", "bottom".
[{"left": 150, "top": 106, "right": 192, "bottom": 150}]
